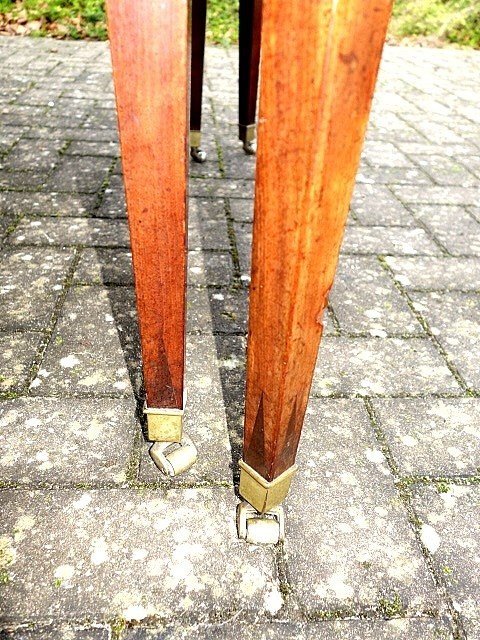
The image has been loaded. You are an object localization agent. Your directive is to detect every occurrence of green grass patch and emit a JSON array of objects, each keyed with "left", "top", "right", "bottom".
[
  {"left": 0, "top": 0, "right": 239, "bottom": 42},
  {"left": 391, "top": 0, "right": 480, "bottom": 48},
  {"left": 206, "top": 0, "right": 237, "bottom": 45},
  {"left": 0, "top": 0, "right": 107, "bottom": 39},
  {"left": 0, "top": 0, "right": 479, "bottom": 48}
]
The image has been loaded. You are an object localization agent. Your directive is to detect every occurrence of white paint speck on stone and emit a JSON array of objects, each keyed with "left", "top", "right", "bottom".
[
  {"left": 54, "top": 564, "right": 75, "bottom": 581},
  {"left": 365, "top": 448, "right": 386, "bottom": 464},
  {"left": 60, "top": 355, "right": 80, "bottom": 368},
  {"left": 420, "top": 523, "right": 441, "bottom": 554},
  {"left": 73, "top": 493, "right": 92, "bottom": 510},
  {"left": 123, "top": 605, "right": 150, "bottom": 621},
  {"left": 90, "top": 537, "right": 109, "bottom": 565},
  {"left": 263, "top": 587, "right": 283, "bottom": 614}
]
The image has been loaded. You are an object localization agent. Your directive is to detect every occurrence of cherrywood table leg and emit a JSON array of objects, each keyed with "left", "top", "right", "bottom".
[
  {"left": 106, "top": 0, "right": 197, "bottom": 476},
  {"left": 190, "top": 0, "right": 208, "bottom": 163},
  {"left": 238, "top": 0, "right": 393, "bottom": 542},
  {"left": 238, "top": 0, "right": 262, "bottom": 154}
]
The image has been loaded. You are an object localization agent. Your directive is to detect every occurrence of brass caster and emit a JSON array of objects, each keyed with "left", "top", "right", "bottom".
[
  {"left": 242, "top": 140, "right": 256, "bottom": 155},
  {"left": 237, "top": 501, "right": 285, "bottom": 544},
  {"left": 190, "top": 146, "right": 207, "bottom": 163},
  {"left": 239, "top": 123, "right": 256, "bottom": 155},
  {"left": 150, "top": 434, "right": 198, "bottom": 477}
]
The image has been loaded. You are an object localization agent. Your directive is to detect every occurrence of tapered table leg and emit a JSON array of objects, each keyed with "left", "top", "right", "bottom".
[
  {"left": 106, "top": 0, "right": 196, "bottom": 476},
  {"left": 238, "top": 0, "right": 393, "bottom": 542},
  {"left": 238, "top": 0, "right": 262, "bottom": 154},
  {"left": 190, "top": 0, "right": 208, "bottom": 163}
]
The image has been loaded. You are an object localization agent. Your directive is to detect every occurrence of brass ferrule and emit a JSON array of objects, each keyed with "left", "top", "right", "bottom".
[
  {"left": 144, "top": 404, "right": 184, "bottom": 442},
  {"left": 238, "top": 123, "right": 256, "bottom": 144},
  {"left": 239, "top": 460, "right": 298, "bottom": 514},
  {"left": 189, "top": 130, "right": 202, "bottom": 148}
]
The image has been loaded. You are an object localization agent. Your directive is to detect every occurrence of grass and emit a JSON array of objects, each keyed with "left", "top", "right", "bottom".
[
  {"left": 206, "top": 0, "right": 237, "bottom": 46},
  {"left": 391, "top": 0, "right": 480, "bottom": 48},
  {"left": 0, "top": 0, "right": 106, "bottom": 38},
  {"left": 0, "top": 0, "right": 237, "bottom": 42},
  {"left": 0, "top": 0, "right": 479, "bottom": 48}
]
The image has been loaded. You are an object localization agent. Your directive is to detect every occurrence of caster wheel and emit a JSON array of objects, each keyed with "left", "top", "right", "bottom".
[
  {"left": 242, "top": 140, "right": 256, "bottom": 155},
  {"left": 190, "top": 146, "right": 207, "bottom": 163},
  {"left": 237, "top": 501, "right": 285, "bottom": 544},
  {"left": 150, "top": 434, "right": 198, "bottom": 477}
]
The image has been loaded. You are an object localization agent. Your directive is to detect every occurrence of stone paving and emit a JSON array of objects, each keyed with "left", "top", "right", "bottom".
[{"left": 0, "top": 36, "right": 479, "bottom": 640}]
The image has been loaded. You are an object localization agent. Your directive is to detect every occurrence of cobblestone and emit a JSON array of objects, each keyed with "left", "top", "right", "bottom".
[{"left": 0, "top": 37, "right": 478, "bottom": 640}]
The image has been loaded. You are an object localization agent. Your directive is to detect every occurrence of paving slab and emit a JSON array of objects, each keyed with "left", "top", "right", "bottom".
[
  {"left": 358, "top": 166, "right": 433, "bottom": 186},
  {"left": 188, "top": 203, "right": 230, "bottom": 252},
  {"left": 0, "top": 397, "right": 136, "bottom": 485},
  {"left": 412, "top": 485, "right": 480, "bottom": 640},
  {"left": 187, "top": 251, "right": 234, "bottom": 288},
  {"left": 0, "top": 191, "right": 97, "bottom": 217},
  {"left": 96, "top": 174, "right": 126, "bottom": 218},
  {"left": 229, "top": 198, "right": 253, "bottom": 223},
  {"left": 341, "top": 226, "right": 440, "bottom": 256},
  {"left": 397, "top": 141, "right": 475, "bottom": 157},
  {"left": 350, "top": 184, "right": 413, "bottom": 226},
  {"left": 44, "top": 155, "right": 112, "bottom": 194},
  {"left": 233, "top": 221, "right": 252, "bottom": 276},
  {"left": 408, "top": 205, "right": 480, "bottom": 256},
  {"left": 0, "top": 125, "right": 23, "bottom": 154},
  {"left": 410, "top": 154, "right": 478, "bottom": 187},
  {"left": 190, "top": 179, "right": 254, "bottom": 200},
  {"left": 371, "top": 398, "right": 480, "bottom": 477},
  {"left": 29, "top": 286, "right": 133, "bottom": 397},
  {"left": 188, "top": 135, "right": 222, "bottom": 180},
  {"left": 7, "top": 217, "right": 129, "bottom": 248},
  {"left": 187, "top": 287, "right": 248, "bottom": 335},
  {"left": 121, "top": 618, "right": 453, "bottom": 640},
  {"left": 312, "top": 337, "right": 460, "bottom": 397},
  {"left": 138, "top": 330, "right": 233, "bottom": 486},
  {"left": 0, "top": 626, "right": 109, "bottom": 640},
  {"left": 0, "top": 487, "right": 278, "bottom": 624},
  {"left": 218, "top": 146, "right": 256, "bottom": 180},
  {"left": 384, "top": 256, "right": 480, "bottom": 291},
  {"left": 411, "top": 291, "right": 480, "bottom": 390},
  {"left": 0, "top": 332, "right": 40, "bottom": 393},
  {"left": 1, "top": 38, "right": 479, "bottom": 640},
  {"left": 73, "top": 248, "right": 133, "bottom": 285},
  {"left": 0, "top": 169, "right": 49, "bottom": 190},
  {"left": 286, "top": 399, "right": 440, "bottom": 616},
  {"left": 330, "top": 256, "right": 421, "bottom": 336},
  {"left": 0, "top": 247, "right": 74, "bottom": 330},
  {"left": 391, "top": 186, "right": 480, "bottom": 208},
  {"left": 0, "top": 215, "right": 15, "bottom": 239},
  {"left": 361, "top": 141, "right": 414, "bottom": 168},
  {"left": 4, "top": 139, "right": 65, "bottom": 173},
  {"left": 66, "top": 140, "right": 120, "bottom": 158}
]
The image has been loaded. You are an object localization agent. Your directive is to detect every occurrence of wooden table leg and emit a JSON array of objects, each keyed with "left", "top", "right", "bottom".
[
  {"left": 190, "top": 0, "right": 208, "bottom": 163},
  {"left": 106, "top": 0, "right": 197, "bottom": 476},
  {"left": 238, "top": 0, "right": 393, "bottom": 542},
  {"left": 238, "top": 0, "right": 262, "bottom": 154}
]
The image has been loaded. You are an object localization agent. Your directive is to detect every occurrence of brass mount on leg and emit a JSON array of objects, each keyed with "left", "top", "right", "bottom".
[
  {"left": 144, "top": 399, "right": 197, "bottom": 477},
  {"left": 189, "top": 130, "right": 207, "bottom": 163},
  {"left": 237, "top": 460, "right": 297, "bottom": 544},
  {"left": 238, "top": 123, "right": 256, "bottom": 155}
]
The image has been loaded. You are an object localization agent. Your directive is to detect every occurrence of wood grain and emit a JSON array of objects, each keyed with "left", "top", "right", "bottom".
[
  {"left": 244, "top": 0, "right": 393, "bottom": 481},
  {"left": 106, "top": 0, "right": 189, "bottom": 409}
]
